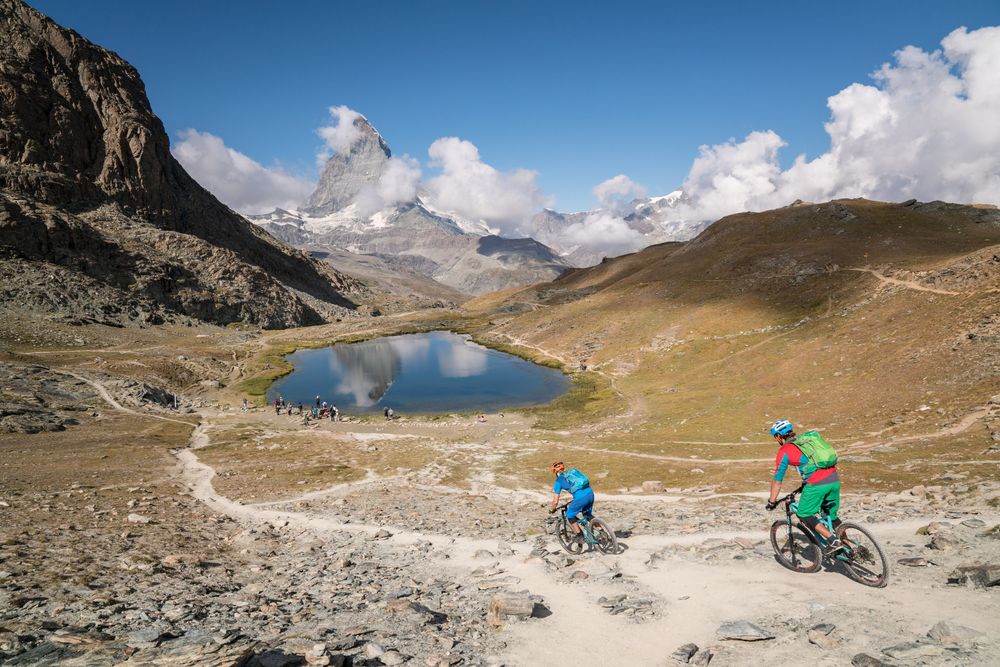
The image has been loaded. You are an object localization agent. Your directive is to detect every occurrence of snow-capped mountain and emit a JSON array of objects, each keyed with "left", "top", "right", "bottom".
[
  {"left": 305, "top": 116, "right": 392, "bottom": 215},
  {"left": 247, "top": 118, "right": 569, "bottom": 297},
  {"left": 529, "top": 189, "right": 711, "bottom": 267}
]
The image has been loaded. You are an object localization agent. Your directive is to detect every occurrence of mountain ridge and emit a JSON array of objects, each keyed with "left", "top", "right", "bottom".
[{"left": 0, "top": 0, "right": 369, "bottom": 328}]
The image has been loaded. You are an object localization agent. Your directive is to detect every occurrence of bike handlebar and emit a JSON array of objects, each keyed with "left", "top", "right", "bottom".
[{"left": 780, "top": 484, "right": 806, "bottom": 504}]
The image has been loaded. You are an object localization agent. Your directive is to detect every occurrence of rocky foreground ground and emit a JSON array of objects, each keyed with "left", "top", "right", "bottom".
[{"left": 2, "top": 368, "right": 1000, "bottom": 667}]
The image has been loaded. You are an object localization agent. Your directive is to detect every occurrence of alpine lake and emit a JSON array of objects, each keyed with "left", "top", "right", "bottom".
[{"left": 266, "top": 331, "right": 571, "bottom": 414}]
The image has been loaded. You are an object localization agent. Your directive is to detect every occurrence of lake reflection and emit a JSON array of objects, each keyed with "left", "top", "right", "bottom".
[{"left": 267, "top": 331, "right": 570, "bottom": 414}]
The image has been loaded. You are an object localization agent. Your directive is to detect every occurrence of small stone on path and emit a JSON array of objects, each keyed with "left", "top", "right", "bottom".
[
  {"left": 717, "top": 620, "right": 774, "bottom": 641},
  {"left": 881, "top": 641, "right": 944, "bottom": 660},
  {"left": 898, "top": 557, "right": 930, "bottom": 567},
  {"left": 807, "top": 623, "right": 837, "bottom": 649},
  {"left": 670, "top": 643, "right": 698, "bottom": 663}
]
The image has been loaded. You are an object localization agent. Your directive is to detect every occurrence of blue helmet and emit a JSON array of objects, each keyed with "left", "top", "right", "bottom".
[{"left": 769, "top": 419, "right": 794, "bottom": 437}]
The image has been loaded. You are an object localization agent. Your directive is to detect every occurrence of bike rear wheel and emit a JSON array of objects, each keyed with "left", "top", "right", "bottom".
[
  {"left": 557, "top": 518, "right": 583, "bottom": 554},
  {"left": 769, "top": 520, "right": 822, "bottom": 573},
  {"left": 837, "top": 522, "right": 889, "bottom": 588},
  {"left": 590, "top": 518, "right": 618, "bottom": 555}
]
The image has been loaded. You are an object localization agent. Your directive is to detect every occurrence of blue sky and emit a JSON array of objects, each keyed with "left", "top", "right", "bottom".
[{"left": 31, "top": 0, "right": 1000, "bottom": 213}]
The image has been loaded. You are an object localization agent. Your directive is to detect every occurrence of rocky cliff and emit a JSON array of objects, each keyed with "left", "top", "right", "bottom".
[{"left": 0, "top": 0, "right": 367, "bottom": 328}]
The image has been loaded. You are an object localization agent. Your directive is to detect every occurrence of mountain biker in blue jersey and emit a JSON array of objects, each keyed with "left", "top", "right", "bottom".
[{"left": 548, "top": 461, "right": 594, "bottom": 546}]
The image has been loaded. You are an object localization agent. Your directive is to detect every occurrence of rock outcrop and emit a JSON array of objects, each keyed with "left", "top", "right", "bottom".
[{"left": 0, "top": 0, "right": 367, "bottom": 328}]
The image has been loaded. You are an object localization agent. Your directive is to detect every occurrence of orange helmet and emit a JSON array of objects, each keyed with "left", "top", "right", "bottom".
[{"left": 549, "top": 461, "right": 565, "bottom": 473}]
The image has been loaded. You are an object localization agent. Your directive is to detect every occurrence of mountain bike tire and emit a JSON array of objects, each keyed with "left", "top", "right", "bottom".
[
  {"left": 770, "top": 520, "right": 822, "bottom": 573},
  {"left": 557, "top": 519, "right": 583, "bottom": 554},
  {"left": 837, "top": 522, "right": 890, "bottom": 588},
  {"left": 590, "top": 518, "right": 619, "bottom": 555}
]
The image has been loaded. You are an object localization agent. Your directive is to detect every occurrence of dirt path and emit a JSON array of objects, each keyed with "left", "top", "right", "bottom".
[
  {"left": 174, "top": 417, "right": 1000, "bottom": 666},
  {"left": 849, "top": 268, "right": 960, "bottom": 295},
  {"left": 62, "top": 370, "right": 195, "bottom": 427}
]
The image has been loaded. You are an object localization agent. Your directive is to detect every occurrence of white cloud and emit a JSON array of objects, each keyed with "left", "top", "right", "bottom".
[
  {"left": 674, "top": 25, "right": 1000, "bottom": 222},
  {"left": 423, "top": 137, "right": 552, "bottom": 236},
  {"left": 560, "top": 211, "right": 645, "bottom": 256},
  {"left": 172, "top": 129, "right": 313, "bottom": 215},
  {"left": 437, "top": 342, "right": 488, "bottom": 377},
  {"left": 317, "top": 105, "right": 365, "bottom": 160},
  {"left": 593, "top": 174, "right": 647, "bottom": 212},
  {"left": 354, "top": 156, "right": 422, "bottom": 215}
]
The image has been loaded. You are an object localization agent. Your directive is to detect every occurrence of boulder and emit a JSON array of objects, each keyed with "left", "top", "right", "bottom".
[
  {"left": 927, "top": 620, "right": 986, "bottom": 644},
  {"left": 487, "top": 593, "right": 536, "bottom": 626},
  {"left": 947, "top": 564, "right": 1000, "bottom": 588},
  {"left": 928, "top": 533, "right": 964, "bottom": 550}
]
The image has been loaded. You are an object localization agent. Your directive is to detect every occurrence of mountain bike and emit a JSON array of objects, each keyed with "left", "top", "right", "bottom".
[
  {"left": 769, "top": 484, "right": 889, "bottom": 588},
  {"left": 549, "top": 503, "right": 618, "bottom": 555}
]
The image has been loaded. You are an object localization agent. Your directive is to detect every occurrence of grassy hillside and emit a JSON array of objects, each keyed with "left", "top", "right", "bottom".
[{"left": 468, "top": 199, "right": 1000, "bottom": 490}]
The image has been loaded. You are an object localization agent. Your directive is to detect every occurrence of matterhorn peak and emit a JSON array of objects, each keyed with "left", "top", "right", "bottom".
[{"left": 306, "top": 116, "right": 392, "bottom": 215}]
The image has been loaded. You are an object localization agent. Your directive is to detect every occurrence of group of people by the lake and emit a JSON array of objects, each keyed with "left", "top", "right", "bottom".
[{"left": 269, "top": 395, "right": 341, "bottom": 422}]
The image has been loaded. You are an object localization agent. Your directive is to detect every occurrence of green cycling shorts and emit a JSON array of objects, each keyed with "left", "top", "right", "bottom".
[{"left": 796, "top": 480, "right": 841, "bottom": 521}]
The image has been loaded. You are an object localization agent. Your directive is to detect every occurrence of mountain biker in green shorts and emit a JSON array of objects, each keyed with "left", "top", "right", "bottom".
[{"left": 765, "top": 419, "right": 846, "bottom": 555}]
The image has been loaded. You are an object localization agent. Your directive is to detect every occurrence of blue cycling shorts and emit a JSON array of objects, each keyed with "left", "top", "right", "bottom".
[{"left": 566, "top": 487, "right": 594, "bottom": 522}]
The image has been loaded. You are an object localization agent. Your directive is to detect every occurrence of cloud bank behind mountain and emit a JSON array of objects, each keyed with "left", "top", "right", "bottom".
[{"left": 174, "top": 25, "right": 1000, "bottom": 254}]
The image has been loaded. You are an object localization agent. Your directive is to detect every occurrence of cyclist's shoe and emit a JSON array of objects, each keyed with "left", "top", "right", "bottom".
[{"left": 824, "top": 537, "right": 848, "bottom": 556}]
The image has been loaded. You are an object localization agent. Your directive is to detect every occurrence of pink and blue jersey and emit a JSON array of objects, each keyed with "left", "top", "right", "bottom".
[{"left": 774, "top": 441, "right": 839, "bottom": 486}]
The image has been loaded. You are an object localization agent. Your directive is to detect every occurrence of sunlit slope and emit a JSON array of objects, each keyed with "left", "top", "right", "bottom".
[{"left": 476, "top": 199, "right": 1000, "bottom": 446}]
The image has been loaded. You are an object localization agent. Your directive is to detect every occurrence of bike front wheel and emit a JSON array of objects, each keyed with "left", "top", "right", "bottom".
[
  {"left": 590, "top": 518, "right": 619, "bottom": 555},
  {"left": 837, "top": 522, "right": 889, "bottom": 588},
  {"left": 769, "top": 520, "right": 822, "bottom": 573},
  {"left": 557, "top": 519, "right": 583, "bottom": 554}
]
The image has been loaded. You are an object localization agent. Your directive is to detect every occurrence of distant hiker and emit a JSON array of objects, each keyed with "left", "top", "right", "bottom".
[
  {"left": 315, "top": 395, "right": 321, "bottom": 407},
  {"left": 242, "top": 398, "right": 249, "bottom": 412},
  {"left": 385, "top": 407, "right": 394, "bottom": 420},
  {"left": 548, "top": 461, "right": 594, "bottom": 547},
  {"left": 287, "top": 405, "right": 293, "bottom": 416},
  {"left": 331, "top": 405, "right": 339, "bottom": 421},
  {"left": 297, "top": 402, "right": 304, "bottom": 415},
  {"left": 312, "top": 406, "right": 319, "bottom": 418},
  {"left": 765, "top": 419, "right": 845, "bottom": 556},
  {"left": 384, "top": 406, "right": 390, "bottom": 419},
  {"left": 274, "top": 399, "right": 280, "bottom": 415}
]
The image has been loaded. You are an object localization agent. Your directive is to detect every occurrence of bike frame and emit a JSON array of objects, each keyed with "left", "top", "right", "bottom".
[
  {"left": 557, "top": 504, "right": 598, "bottom": 545},
  {"left": 782, "top": 487, "right": 851, "bottom": 563}
]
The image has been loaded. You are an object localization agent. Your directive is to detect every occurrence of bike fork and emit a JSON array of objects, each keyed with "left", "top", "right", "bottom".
[{"left": 787, "top": 519, "right": 798, "bottom": 567}]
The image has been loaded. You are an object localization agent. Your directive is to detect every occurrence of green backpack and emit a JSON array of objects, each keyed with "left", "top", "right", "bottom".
[{"left": 794, "top": 431, "right": 838, "bottom": 469}]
